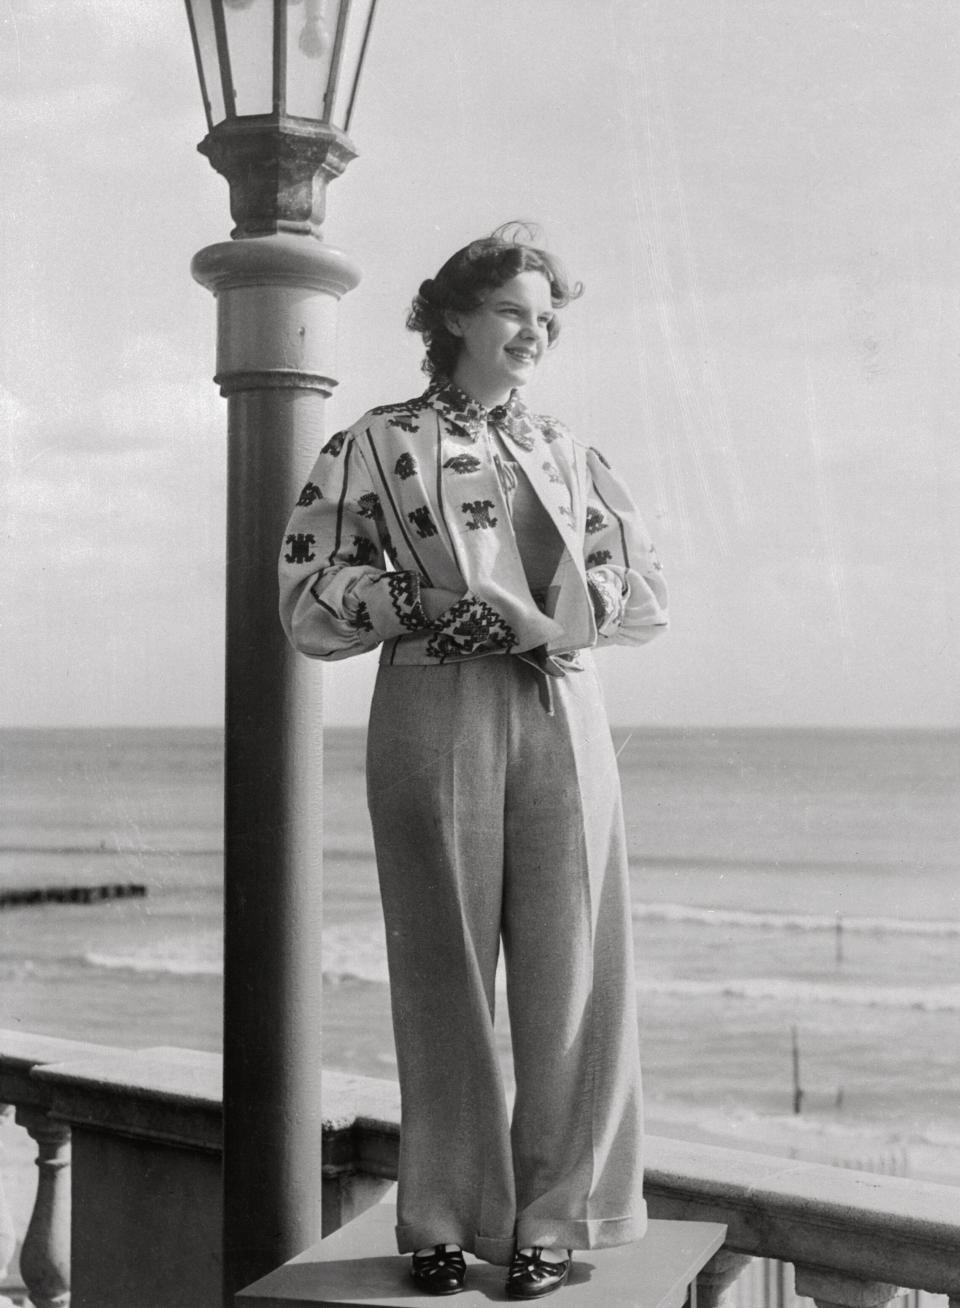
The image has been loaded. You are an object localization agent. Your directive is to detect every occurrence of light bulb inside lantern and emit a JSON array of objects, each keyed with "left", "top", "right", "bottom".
[{"left": 299, "top": 0, "right": 330, "bottom": 57}]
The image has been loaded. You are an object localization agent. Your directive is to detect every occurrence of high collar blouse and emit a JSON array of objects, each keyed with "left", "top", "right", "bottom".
[{"left": 279, "top": 381, "right": 667, "bottom": 666}]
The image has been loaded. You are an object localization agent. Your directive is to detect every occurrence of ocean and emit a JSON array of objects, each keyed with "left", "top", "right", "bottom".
[{"left": 2, "top": 724, "right": 959, "bottom": 1203}]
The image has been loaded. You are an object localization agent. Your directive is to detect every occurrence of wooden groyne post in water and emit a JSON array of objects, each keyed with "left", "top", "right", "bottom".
[
  {"left": 0, "top": 884, "right": 147, "bottom": 909},
  {"left": 792, "top": 1025, "right": 804, "bottom": 1115}
]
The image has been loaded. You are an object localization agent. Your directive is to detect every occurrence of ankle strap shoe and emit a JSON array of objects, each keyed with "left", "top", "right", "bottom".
[
  {"left": 410, "top": 1245, "right": 467, "bottom": 1295},
  {"left": 506, "top": 1247, "right": 572, "bottom": 1299}
]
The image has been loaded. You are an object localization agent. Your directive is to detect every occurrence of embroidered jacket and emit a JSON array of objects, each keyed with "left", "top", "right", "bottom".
[{"left": 278, "top": 382, "right": 668, "bottom": 665}]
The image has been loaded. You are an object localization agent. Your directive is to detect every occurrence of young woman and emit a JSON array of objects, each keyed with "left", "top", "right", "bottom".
[{"left": 279, "top": 225, "right": 668, "bottom": 1298}]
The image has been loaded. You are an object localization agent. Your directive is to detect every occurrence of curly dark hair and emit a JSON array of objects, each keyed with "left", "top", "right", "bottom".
[{"left": 406, "top": 222, "right": 583, "bottom": 381}]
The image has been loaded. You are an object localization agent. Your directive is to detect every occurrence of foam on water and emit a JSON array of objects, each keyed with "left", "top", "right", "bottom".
[
  {"left": 320, "top": 922, "right": 391, "bottom": 987},
  {"left": 78, "top": 918, "right": 960, "bottom": 1012},
  {"left": 639, "top": 975, "right": 960, "bottom": 1012},
  {"left": 80, "top": 921, "right": 391, "bottom": 986},
  {"left": 84, "top": 935, "right": 222, "bottom": 977},
  {"left": 633, "top": 901, "right": 960, "bottom": 937}
]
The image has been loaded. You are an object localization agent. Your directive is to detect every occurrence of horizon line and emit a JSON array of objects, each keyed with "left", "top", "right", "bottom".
[{"left": 2, "top": 722, "right": 958, "bottom": 734}]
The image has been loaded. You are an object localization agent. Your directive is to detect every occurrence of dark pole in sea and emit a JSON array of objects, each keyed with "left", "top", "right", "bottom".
[{"left": 792, "top": 1025, "right": 804, "bottom": 1115}]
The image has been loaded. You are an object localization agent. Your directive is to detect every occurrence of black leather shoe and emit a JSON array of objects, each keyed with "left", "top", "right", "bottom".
[
  {"left": 410, "top": 1245, "right": 467, "bottom": 1295},
  {"left": 506, "top": 1248, "right": 572, "bottom": 1299}
]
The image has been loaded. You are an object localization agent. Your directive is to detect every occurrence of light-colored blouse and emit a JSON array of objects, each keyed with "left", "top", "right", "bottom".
[{"left": 278, "top": 380, "right": 667, "bottom": 666}]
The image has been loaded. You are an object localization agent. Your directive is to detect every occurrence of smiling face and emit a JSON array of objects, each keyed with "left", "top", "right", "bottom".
[{"left": 446, "top": 271, "right": 556, "bottom": 408}]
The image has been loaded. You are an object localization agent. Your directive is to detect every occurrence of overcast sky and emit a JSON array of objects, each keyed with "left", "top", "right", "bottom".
[{"left": 2, "top": 0, "right": 958, "bottom": 728}]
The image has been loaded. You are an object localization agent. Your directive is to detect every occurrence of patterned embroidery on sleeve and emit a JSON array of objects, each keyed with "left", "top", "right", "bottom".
[
  {"left": 297, "top": 482, "right": 323, "bottom": 507},
  {"left": 443, "top": 453, "right": 482, "bottom": 474},
  {"left": 586, "top": 549, "right": 613, "bottom": 568},
  {"left": 321, "top": 431, "right": 348, "bottom": 457},
  {"left": 357, "top": 492, "right": 382, "bottom": 519},
  {"left": 408, "top": 505, "right": 439, "bottom": 539},
  {"left": 648, "top": 543, "right": 664, "bottom": 571},
  {"left": 350, "top": 600, "right": 374, "bottom": 633},
  {"left": 425, "top": 597, "right": 517, "bottom": 660},
  {"left": 586, "top": 506, "right": 607, "bottom": 534},
  {"left": 558, "top": 504, "right": 573, "bottom": 523},
  {"left": 349, "top": 536, "right": 380, "bottom": 567},
  {"left": 394, "top": 453, "right": 418, "bottom": 479},
  {"left": 542, "top": 461, "right": 564, "bottom": 486},
  {"left": 539, "top": 418, "right": 565, "bottom": 444},
  {"left": 588, "top": 575, "right": 619, "bottom": 628},
  {"left": 462, "top": 500, "right": 498, "bottom": 531},
  {"left": 386, "top": 572, "right": 428, "bottom": 632},
  {"left": 284, "top": 533, "right": 316, "bottom": 564},
  {"left": 426, "top": 633, "right": 461, "bottom": 660}
]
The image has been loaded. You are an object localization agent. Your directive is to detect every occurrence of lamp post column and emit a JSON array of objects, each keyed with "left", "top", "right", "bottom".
[{"left": 191, "top": 232, "right": 361, "bottom": 1302}]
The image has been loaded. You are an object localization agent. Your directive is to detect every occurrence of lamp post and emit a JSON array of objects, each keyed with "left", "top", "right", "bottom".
[{"left": 183, "top": 2, "right": 377, "bottom": 1299}]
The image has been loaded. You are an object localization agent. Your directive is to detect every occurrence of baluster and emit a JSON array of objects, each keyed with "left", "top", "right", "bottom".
[
  {"left": 0, "top": 1105, "right": 18, "bottom": 1306},
  {"left": 14, "top": 1108, "right": 70, "bottom": 1308},
  {"left": 695, "top": 1249, "right": 755, "bottom": 1308},
  {"left": 794, "top": 1266, "right": 902, "bottom": 1308}
]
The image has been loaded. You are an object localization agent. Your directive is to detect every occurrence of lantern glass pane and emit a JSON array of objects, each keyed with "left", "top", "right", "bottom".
[
  {"left": 222, "top": 0, "right": 275, "bottom": 116},
  {"left": 187, "top": 0, "right": 227, "bottom": 127},
  {"left": 284, "top": 0, "right": 341, "bottom": 121},
  {"left": 325, "top": 0, "right": 376, "bottom": 128}
]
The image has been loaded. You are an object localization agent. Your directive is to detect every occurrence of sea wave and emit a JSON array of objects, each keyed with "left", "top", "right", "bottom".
[
  {"left": 639, "top": 976, "right": 960, "bottom": 1012},
  {"left": 80, "top": 930, "right": 960, "bottom": 1013},
  {"left": 633, "top": 901, "right": 960, "bottom": 937},
  {"left": 84, "top": 950, "right": 223, "bottom": 977},
  {"left": 83, "top": 926, "right": 223, "bottom": 977},
  {"left": 80, "top": 922, "right": 391, "bottom": 986}
]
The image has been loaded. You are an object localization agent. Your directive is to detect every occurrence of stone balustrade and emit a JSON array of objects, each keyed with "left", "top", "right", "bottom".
[
  {"left": 0, "top": 1028, "right": 957, "bottom": 1308},
  {"left": 0, "top": 1033, "right": 117, "bottom": 1308}
]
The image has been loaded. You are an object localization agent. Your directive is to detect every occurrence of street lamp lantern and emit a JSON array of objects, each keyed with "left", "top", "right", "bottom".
[{"left": 184, "top": 0, "right": 379, "bottom": 237}]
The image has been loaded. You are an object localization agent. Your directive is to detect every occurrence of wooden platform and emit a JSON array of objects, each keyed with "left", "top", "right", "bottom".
[{"left": 237, "top": 1193, "right": 726, "bottom": 1308}]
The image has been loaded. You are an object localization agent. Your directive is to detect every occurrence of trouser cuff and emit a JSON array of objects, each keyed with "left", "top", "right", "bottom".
[{"left": 515, "top": 1205, "right": 648, "bottom": 1253}]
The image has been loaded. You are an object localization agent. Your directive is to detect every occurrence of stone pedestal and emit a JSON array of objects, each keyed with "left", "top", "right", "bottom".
[{"left": 236, "top": 1197, "right": 727, "bottom": 1308}]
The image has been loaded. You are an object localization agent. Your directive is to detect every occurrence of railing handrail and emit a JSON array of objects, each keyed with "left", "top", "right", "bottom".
[{"left": 643, "top": 1134, "right": 960, "bottom": 1295}]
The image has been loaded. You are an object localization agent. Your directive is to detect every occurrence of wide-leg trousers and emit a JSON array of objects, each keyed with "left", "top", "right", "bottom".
[{"left": 365, "top": 653, "right": 646, "bottom": 1265}]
